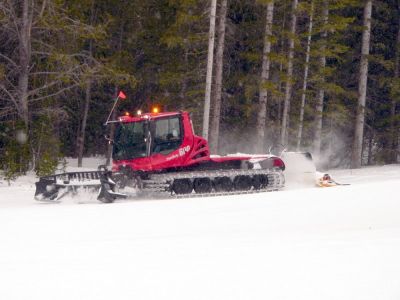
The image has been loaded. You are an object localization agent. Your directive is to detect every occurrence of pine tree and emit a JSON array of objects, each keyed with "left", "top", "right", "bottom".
[
  {"left": 203, "top": 0, "right": 218, "bottom": 140},
  {"left": 255, "top": 0, "right": 275, "bottom": 153},
  {"left": 351, "top": 0, "right": 372, "bottom": 168},
  {"left": 312, "top": 0, "right": 328, "bottom": 157},
  {"left": 209, "top": 0, "right": 229, "bottom": 154},
  {"left": 158, "top": 0, "right": 209, "bottom": 129},
  {"left": 390, "top": 0, "right": 400, "bottom": 163},
  {"left": 296, "top": 0, "right": 314, "bottom": 151},
  {"left": 281, "top": 0, "right": 298, "bottom": 146}
]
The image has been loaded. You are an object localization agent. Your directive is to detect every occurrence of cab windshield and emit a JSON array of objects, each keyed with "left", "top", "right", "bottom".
[{"left": 113, "top": 121, "right": 148, "bottom": 160}]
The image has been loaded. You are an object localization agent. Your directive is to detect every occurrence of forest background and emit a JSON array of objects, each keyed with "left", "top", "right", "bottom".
[{"left": 0, "top": 0, "right": 399, "bottom": 179}]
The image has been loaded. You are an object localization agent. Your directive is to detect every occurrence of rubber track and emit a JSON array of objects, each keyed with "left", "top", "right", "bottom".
[
  {"left": 36, "top": 169, "right": 284, "bottom": 202},
  {"left": 140, "top": 169, "right": 285, "bottom": 198}
]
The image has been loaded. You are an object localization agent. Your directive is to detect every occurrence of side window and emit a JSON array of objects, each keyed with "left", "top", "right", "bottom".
[{"left": 153, "top": 117, "right": 182, "bottom": 155}]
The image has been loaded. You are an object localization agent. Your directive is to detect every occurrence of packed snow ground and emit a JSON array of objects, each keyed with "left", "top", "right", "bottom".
[{"left": 1, "top": 158, "right": 400, "bottom": 300}]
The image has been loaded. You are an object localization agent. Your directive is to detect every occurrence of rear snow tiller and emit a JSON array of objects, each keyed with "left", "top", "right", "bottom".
[{"left": 35, "top": 93, "right": 287, "bottom": 203}]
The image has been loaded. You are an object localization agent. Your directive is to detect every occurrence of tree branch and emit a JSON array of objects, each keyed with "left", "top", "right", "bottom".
[
  {"left": 0, "top": 53, "right": 18, "bottom": 68},
  {"left": 0, "top": 107, "right": 16, "bottom": 119},
  {"left": 39, "top": 0, "right": 47, "bottom": 18},
  {"left": 0, "top": 83, "right": 19, "bottom": 111},
  {"left": 7, "top": 0, "right": 21, "bottom": 42},
  {"left": 27, "top": 80, "right": 62, "bottom": 96},
  {"left": 28, "top": 65, "right": 82, "bottom": 95},
  {"left": 28, "top": 83, "right": 79, "bottom": 103}
]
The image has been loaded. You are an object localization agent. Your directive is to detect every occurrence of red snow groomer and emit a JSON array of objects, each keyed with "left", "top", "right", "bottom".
[{"left": 34, "top": 94, "right": 286, "bottom": 203}]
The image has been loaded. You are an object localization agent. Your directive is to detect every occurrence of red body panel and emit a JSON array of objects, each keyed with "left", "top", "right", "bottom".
[{"left": 112, "top": 111, "right": 285, "bottom": 172}]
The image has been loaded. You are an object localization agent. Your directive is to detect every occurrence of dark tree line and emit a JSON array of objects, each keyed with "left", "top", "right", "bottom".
[{"left": 0, "top": 0, "right": 399, "bottom": 179}]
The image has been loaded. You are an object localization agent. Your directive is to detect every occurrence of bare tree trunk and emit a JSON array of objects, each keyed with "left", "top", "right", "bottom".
[
  {"left": 296, "top": 0, "right": 314, "bottom": 151},
  {"left": 351, "top": 0, "right": 372, "bottom": 168},
  {"left": 75, "top": 111, "right": 81, "bottom": 157},
  {"left": 280, "top": 0, "right": 298, "bottom": 146},
  {"left": 105, "top": 112, "right": 117, "bottom": 166},
  {"left": 313, "top": 0, "right": 329, "bottom": 157},
  {"left": 202, "top": 0, "right": 217, "bottom": 140},
  {"left": 106, "top": 87, "right": 118, "bottom": 166},
  {"left": 391, "top": 1, "right": 400, "bottom": 163},
  {"left": 77, "top": 79, "right": 92, "bottom": 167},
  {"left": 367, "top": 130, "right": 374, "bottom": 165},
  {"left": 179, "top": 40, "right": 189, "bottom": 104},
  {"left": 106, "top": 22, "right": 125, "bottom": 166},
  {"left": 255, "top": 1, "right": 275, "bottom": 153},
  {"left": 276, "top": 4, "right": 287, "bottom": 129},
  {"left": 327, "top": 117, "right": 333, "bottom": 169},
  {"left": 77, "top": 0, "right": 97, "bottom": 168},
  {"left": 18, "top": 0, "right": 33, "bottom": 128},
  {"left": 209, "top": 0, "right": 228, "bottom": 154}
]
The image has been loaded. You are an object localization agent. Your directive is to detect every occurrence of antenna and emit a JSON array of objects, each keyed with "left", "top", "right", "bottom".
[{"left": 105, "top": 91, "right": 127, "bottom": 125}]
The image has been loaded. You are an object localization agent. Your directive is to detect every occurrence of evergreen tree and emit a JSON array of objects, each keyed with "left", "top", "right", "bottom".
[
  {"left": 255, "top": 0, "right": 274, "bottom": 153},
  {"left": 281, "top": 0, "right": 298, "bottom": 146},
  {"left": 210, "top": 0, "right": 229, "bottom": 154},
  {"left": 351, "top": 0, "right": 372, "bottom": 168}
]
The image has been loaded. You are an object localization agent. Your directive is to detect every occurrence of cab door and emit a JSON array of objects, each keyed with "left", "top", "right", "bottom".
[{"left": 150, "top": 115, "right": 186, "bottom": 170}]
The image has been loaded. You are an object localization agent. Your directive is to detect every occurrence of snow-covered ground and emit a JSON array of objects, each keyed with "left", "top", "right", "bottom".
[{"left": 1, "top": 158, "right": 400, "bottom": 300}]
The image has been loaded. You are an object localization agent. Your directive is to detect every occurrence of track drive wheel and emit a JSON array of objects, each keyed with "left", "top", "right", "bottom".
[
  {"left": 172, "top": 179, "right": 193, "bottom": 194},
  {"left": 233, "top": 175, "right": 252, "bottom": 191},
  {"left": 193, "top": 178, "right": 212, "bottom": 194},
  {"left": 213, "top": 177, "right": 233, "bottom": 192}
]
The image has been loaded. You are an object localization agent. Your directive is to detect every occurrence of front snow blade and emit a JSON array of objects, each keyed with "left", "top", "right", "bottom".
[{"left": 34, "top": 170, "right": 104, "bottom": 202}]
